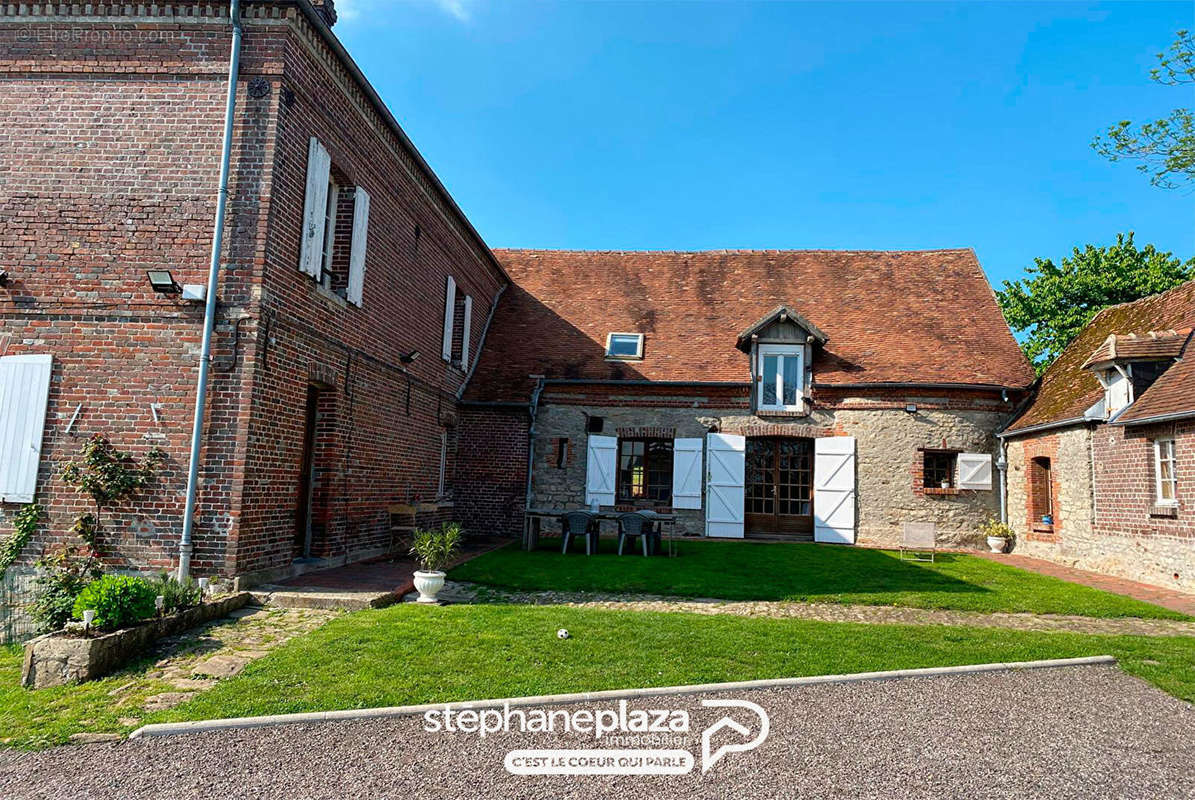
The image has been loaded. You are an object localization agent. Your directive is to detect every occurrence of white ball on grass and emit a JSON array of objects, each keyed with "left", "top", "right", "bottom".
[{"left": 556, "top": 628, "right": 570, "bottom": 640}]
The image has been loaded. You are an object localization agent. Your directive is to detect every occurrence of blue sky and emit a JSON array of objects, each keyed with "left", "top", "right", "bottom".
[{"left": 333, "top": 0, "right": 1193, "bottom": 289}]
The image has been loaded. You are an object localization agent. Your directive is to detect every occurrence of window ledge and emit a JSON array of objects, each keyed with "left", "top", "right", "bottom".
[
  {"left": 1031, "top": 523, "right": 1055, "bottom": 534},
  {"left": 923, "top": 487, "right": 961, "bottom": 496},
  {"left": 314, "top": 283, "right": 349, "bottom": 309},
  {"left": 1150, "top": 504, "right": 1179, "bottom": 519},
  {"left": 756, "top": 407, "right": 809, "bottom": 418}
]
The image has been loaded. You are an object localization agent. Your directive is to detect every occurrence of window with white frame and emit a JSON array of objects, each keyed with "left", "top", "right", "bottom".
[
  {"left": 1155, "top": 438, "right": 1178, "bottom": 505},
  {"left": 756, "top": 344, "right": 804, "bottom": 411},
  {"left": 605, "top": 332, "right": 644, "bottom": 360}
]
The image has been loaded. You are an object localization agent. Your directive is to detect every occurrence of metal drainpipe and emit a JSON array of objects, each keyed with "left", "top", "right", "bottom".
[
  {"left": 996, "top": 440, "right": 1008, "bottom": 524},
  {"left": 523, "top": 377, "right": 546, "bottom": 513},
  {"left": 177, "top": 0, "right": 243, "bottom": 580}
]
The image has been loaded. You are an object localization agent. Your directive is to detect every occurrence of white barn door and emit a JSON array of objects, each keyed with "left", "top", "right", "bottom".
[
  {"left": 814, "top": 436, "right": 856, "bottom": 544},
  {"left": 585, "top": 434, "right": 617, "bottom": 507},
  {"left": 705, "top": 433, "right": 745, "bottom": 538}
]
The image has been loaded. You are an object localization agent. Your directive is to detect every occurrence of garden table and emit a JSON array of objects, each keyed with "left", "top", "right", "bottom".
[{"left": 522, "top": 508, "right": 678, "bottom": 556}]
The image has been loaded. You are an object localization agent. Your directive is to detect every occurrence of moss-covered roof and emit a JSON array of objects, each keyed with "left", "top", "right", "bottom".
[{"left": 1005, "top": 279, "right": 1195, "bottom": 434}]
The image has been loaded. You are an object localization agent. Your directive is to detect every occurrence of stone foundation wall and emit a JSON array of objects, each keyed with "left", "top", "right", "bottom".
[{"left": 530, "top": 391, "right": 1009, "bottom": 545}]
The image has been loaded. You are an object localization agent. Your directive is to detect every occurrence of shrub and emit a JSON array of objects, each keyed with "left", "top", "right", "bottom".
[
  {"left": 409, "top": 523, "right": 463, "bottom": 572},
  {"left": 27, "top": 546, "right": 103, "bottom": 634},
  {"left": 72, "top": 574, "right": 158, "bottom": 630},
  {"left": 147, "top": 572, "right": 202, "bottom": 614}
]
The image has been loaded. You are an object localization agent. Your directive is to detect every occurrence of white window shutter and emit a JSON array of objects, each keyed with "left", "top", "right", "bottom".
[
  {"left": 461, "top": 295, "right": 473, "bottom": 371},
  {"left": 442, "top": 276, "right": 456, "bottom": 361},
  {"left": 298, "top": 137, "right": 332, "bottom": 280},
  {"left": 671, "top": 437, "right": 703, "bottom": 510},
  {"left": 958, "top": 453, "right": 993, "bottom": 490},
  {"left": 705, "top": 433, "right": 745, "bottom": 538},
  {"left": 814, "top": 436, "right": 856, "bottom": 544},
  {"left": 585, "top": 434, "right": 617, "bottom": 507},
  {"left": 0, "top": 354, "right": 53, "bottom": 504},
  {"left": 346, "top": 186, "right": 369, "bottom": 307}
]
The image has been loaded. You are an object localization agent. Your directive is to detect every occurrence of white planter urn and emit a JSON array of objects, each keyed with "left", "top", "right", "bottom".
[
  {"left": 413, "top": 570, "right": 446, "bottom": 604},
  {"left": 986, "top": 536, "right": 1008, "bottom": 554}
]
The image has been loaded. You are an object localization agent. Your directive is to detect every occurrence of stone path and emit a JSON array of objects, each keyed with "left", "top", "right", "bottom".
[
  {"left": 93, "top": 605, "right": 338, "bottom": 737},
  {"left": 973, "top": 551, "right": 1195, "bottom": 616},
  {"left": 436, "top": 581, "right": 1195, "bottom": 637}
]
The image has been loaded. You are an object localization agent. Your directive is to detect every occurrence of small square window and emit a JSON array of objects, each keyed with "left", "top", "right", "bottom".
[
  {"left": 924, "top": 451, "right": 957, "bottom": 489},
  {"left": 605, "top": 333, "right": 644, "bottom": 360}
]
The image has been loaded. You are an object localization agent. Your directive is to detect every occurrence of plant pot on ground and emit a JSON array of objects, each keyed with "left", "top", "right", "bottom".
[
  {"left": 409, "top": 523, "right": 463, "bottom": 604},
  {"left": 980, "top": 518, "right": 1016, "bottom": 554}
]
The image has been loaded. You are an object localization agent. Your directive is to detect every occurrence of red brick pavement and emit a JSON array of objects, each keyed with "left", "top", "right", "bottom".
[{"left": 975, "top": 551, "right": 1195, "bottom": 616}]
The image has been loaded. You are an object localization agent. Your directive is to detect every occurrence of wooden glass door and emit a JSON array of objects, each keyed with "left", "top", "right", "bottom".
[{"left": 746, "top": 437, "right": 814, "bottom": 537}]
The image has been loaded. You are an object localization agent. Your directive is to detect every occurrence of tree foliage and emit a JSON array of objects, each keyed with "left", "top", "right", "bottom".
[
  {"left": 997, "top": 233, "right": 1194, "bottom": 374},
  {"left": 1092, "top": 30, "right": 1195, "bottom": 189}
]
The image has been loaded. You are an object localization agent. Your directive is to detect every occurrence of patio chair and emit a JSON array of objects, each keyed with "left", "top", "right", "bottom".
[
  {"left": 900, "top": 522, "right": 937, "bottom": 563},
  {"left": 561, "top": 511, "right": 598, "bottom": 556},
  {"left": 617, "top": 512, "right": 658, "bottom": 556}
]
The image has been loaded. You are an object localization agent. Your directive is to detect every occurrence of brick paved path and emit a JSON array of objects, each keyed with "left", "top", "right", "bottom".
[{"left": 973, "top": 552, "right": 1195, "bottom": 616}]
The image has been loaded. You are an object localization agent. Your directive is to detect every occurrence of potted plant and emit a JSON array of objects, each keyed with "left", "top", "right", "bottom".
[
  {"left": 980, "top": 517, "right": 1016, "bottom": 554},
  {"left": 409, "top": 522, "right": 462, "bottom": 604}
]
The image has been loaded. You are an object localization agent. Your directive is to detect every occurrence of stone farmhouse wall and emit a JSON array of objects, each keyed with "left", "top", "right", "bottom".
[
  {"left": 1007, "top": 421, "right": 1195, "bottom": 592},
  {"left": 0, "top": 4, "right": 505, "bottom": 582},
  {"left": 522, "top": 384, "right": 1011, "bottom": 545}
]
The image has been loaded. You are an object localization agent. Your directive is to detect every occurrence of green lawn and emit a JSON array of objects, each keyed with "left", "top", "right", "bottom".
[
  {"left": 5, "top": 604, "right": 1195, "bottom": 748},
  {"left": 450, "top": 540, "right": 1186, "bottom": 619}
]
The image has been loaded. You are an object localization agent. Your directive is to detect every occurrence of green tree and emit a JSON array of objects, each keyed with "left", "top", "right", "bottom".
[
  {"left": 997, "top": 233, "right": 1194, "bottom": 374},
  {"left": 1092, "top": 30, "right": 1195, "bottom": 189}
]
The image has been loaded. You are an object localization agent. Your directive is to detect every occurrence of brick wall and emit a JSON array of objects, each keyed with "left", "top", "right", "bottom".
[
  {"left": 1007, "top": 421, "right": 1195, "bottom": 592},
  {"left": 0, "top": 5, "right": 508, "bottom": 580},
  {"left": 455, "top": 407, "right": 529, "bottom": 538}
]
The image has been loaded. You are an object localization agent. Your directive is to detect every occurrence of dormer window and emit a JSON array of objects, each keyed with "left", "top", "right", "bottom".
[
  {"left": 606, "top": 332, "right": 644, "bottom": 360},
  {"left": 757, "top": 344, "right": 804, "bottom": 411}
]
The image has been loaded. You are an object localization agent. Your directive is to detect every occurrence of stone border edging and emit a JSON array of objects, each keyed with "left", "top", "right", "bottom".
[{"left": 129, "top": 655, "right": 1116, "bottom": 739}]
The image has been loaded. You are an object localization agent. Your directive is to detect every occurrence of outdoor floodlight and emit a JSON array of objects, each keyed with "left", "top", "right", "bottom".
[
  {"left": 400, "top": 350, "right": 421, "bottom": 364},
  {"left": 146, "top": 270, "right": 181, "bottom": 294}
]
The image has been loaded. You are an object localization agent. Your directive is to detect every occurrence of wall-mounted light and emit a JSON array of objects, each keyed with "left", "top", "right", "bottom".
[
  {"left": 146, "top": 270, "right": 181, "bottom": 294},
  {"left": 399, "top": 350, "right": 420, "bottom": 364},
  {"left": 0, "top": 270, "right": 10, "bottom": 287},
  {"left": 905, "top": 403, "right": 918, "bottom": 414}
]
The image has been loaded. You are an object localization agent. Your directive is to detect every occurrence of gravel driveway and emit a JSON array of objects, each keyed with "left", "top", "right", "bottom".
[{"left": 2, "top": 664, "right": 1193, "bottom": 799}]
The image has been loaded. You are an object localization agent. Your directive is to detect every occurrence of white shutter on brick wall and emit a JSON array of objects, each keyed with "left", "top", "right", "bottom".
[
  {"left": 0, "top": 354, "right": 53, "bottom": 504},
  {"left": 298, "top": 137, "right": 332, "bottom": 280},
  {"left": 346, "top": 186, "right": 370, "bottom": 307},
  {"left": 441, "top": 275, "right": 456, "bottom": 361},
  {"left": 958, "top": 453, "right": 993, "bottom": 490},
  {"left": 585, "top": 434, "right": 617, "bottom": 507},
  {"left": 671, "top": 438, "right": 703, "bottom": 510},
  {"left": 814, "top": 436, "right": 856, "bottom": 544},
  {"left": 461, "top": 295, "right": 473, "bottom": 371}
]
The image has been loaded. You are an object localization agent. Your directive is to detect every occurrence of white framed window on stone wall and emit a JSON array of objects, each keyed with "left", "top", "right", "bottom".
[
  {"left": 756, "top": 344, "right": 804, "bottom": 412},
  {"left": 1155, "top": 438, "right": 1178, "bottom": 505}
]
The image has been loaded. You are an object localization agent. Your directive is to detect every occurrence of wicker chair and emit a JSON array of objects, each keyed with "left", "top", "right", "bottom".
[{"left": 561, "top": 511, "right": 598, "bottom": 555}]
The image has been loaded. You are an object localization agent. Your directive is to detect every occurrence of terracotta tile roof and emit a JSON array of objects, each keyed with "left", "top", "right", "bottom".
[
  {"left": 464, "top": 249, "right": 1034, "bottom": 403},
  {"left": 1080, "top": 328, "right": 1191, "bottom": 369},
  {"left": 1115, "top": 332, "right": 1195, "bottom": 425},
  {"left": 1005, "top": 280, "right": 1195, "bottom": 435}
]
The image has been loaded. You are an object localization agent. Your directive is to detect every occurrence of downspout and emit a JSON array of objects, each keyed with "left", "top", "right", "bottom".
[
  {"left": 996, "top": 441, "right": 1008, "bottom": 524},
  {"left": 177, "top": 0, "right": 243, "bottom": 580},
  {"left": 523, "top": 377, "right": 546, "bottom": 513}
]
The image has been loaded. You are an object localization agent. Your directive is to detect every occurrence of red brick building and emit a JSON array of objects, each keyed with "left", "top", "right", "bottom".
[
  {"left": 0, "top": 1, "right": 505, "bottom": 584},
  {"left": 1002, "top": 281, "right": 1195, "bottom": 591}
]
